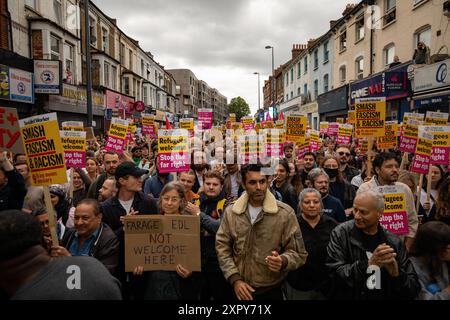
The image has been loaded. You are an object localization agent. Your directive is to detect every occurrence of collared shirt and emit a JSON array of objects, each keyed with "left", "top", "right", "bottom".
[{"left": 69, "top": 227, "right": 101, "bottom": 256}]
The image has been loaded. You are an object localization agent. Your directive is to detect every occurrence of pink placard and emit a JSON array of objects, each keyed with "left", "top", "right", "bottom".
[
  {"left": 432, "top": 147, "right": 450, "bottom": 165},
  {"left": 399, "top": 136, "right": 418, "bottom": 153},
  {"left": 64, "top": 151, "right": 86, "bottom": 168},
  {"left": 379, "top": 211, "right": 408, "bottom": 235},
  {"left": 158, "top": 153, "right": 190, "bottom": 173},
  {"left": 265, "top": 144, "right": 283, "bottom": 158},
  {"left": 410, "top": 153, "right": 431, "bottom": 174},
  {"left": 336, "top": 136, "right": 351, "bottom": 145},
  {"left": 198, "top": 109, "right": 213, "bottom": 130},
  {"left": 105, "top": 136, "right": 126, "bottom": 154},
  {"left": 328, "top": 123, "right": 339, "bottom": 137},
  {"left": 310, "top": 140, "right": 319, "bottom": 151}
]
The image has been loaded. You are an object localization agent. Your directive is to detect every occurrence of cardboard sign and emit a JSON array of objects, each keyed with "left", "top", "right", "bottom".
[
  {"left": 355, "top": 97, "right": 386, "bottom": 138},
  {"left": 421, "top": 126, "right": 450, "bottom": 165},
  {"left": 425, "top": 112, "right": 449, "bottom": 125},
  {"left": 198, "top": 108, "right": 213, "bottom": 130},
  {"left": 337, "top": 124, "right": 353, "bottom": 145},
  {"left": 319, "top": 122, "right": 329, "bottom": 135},
  {"left": 62, "top": 121, "right": 84, "bottom": 131},
  {"left": 309, "top": 130, "right": 321, "bottom": 151},
  {"left": 359, "top": 138, "right": 369, "bottom": 155},
  {"left": 377, "top": 121, "right": 399, "bottom": 150},
  {"left": 158, "top": 129, "right": 190, "bottom": 173},
  {"left": 124, "top": 215, "right": 201, "bottom": 272},
  {"left": 399, "top": 119, "right": 423, "bottom": 153},
  {"left": 19, "top": 113, "right": 67, "bottom": 186},
  {"left": 410, "top": 128, "right": 434, "bottom": 174},
  {"left": 105, "top": 118, "right": 129, "bottom": 154},
  {"left": 286, "top": 115, "right": 307, "bottom": 144},
  {"left": 60, "top": 131, "right": 86, "bottom": 168},
  {"left": 0, "top": 106, "right": 24, "bottom": 154},
  {"left": 377, "top": 185, "right": 409, "bottom": 235}
]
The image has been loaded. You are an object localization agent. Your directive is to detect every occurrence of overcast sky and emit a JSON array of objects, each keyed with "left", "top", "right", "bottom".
[{"left": 93, "top": 0, "right": 359, "bottom": 115}]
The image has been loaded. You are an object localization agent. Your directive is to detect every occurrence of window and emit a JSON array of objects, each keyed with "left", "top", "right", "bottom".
[
  {"left": 339, "top": 30, "right": 347, "bottom": 52},
  {"left": 111, "top": 66, "right": 117, "bottom": 90},
  {"left": 297, "top": 87, "right": 301, "bottom": 96},
  {"left": 123, "top": 77, "right": 130, "bottom": 95},
  {"left": 384, "top": 0, "right": 396, "bottom": 26},
  {"left": 304, "top": 57, "right": 308, "bottom": 74},
  {"left": 89, "top": 16, "right": 97, "bottom": 46},
  {"left": 51, "top": 35, "right": 61, "bottom": 60},
  {"left": 104, "top": 62, "right": 110, "bottom": 87},
  {"left": 129, "top": 49, "right": 133, "bottom": 70},
  {"left": 384, "top": 44, "right": 395, "bottom": 66},
  {"left": 25, "top": 0, "right": 37, "bottom": 9},
  {"left": 297, "top": 62, "right": 301, "bottom": 78},
  {"left": 141, "top": 60, "right": 145, "bottom": 77},
  {"left": 339, "top": 65, "right": 346, "bottom": 84},
  {"left": 355, "top": 16, "right": 365, "bottom": 42},
  {"left": 53, "top": 0, "right": 62, "bottom": 25},
  {"left": 64, "top": 42, "right": 73, "bottom": 83},
  {"left": 143, "top": 86, "right": 148, "bottom": 105},
  {"left": 285, "top": 73, "right": 288, "bottom": 87},
  {"left": 291, "top": 91, "right": 293, "bottom": 99},
  {"left": 415, "top": 26, "right": 431, "bottom": 47},
  {"left": 356, "top": 57, "right": 364, "bottom": 80},
  {"left": 286, "top": 94, "right": 289, "bottom": 101},
  {"left": 304, "top": 84, "right": 308, "bottom": 96},
  {"left": 323, "top": 74, "right": 329, "bottom": 93},
  {"left": 314, "top": 50, "right": 318, "bottom": 69},
  {"left": 290, "top": 68, "right": 294, "bottom": 83},
  {"left": 102, "top": 27, "right": 109, "bottom": 54},
  {"left": 120, "top": 43, "right": 125, "bottom": 64},
  {"left": 314, "top": 80, "right": 319, "bottom": 100},
  {"left": 323, "top": 41, "right": 329, "bottom": 63}
]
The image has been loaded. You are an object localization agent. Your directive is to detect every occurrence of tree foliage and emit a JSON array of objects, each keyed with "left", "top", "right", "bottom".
[{"left": 227, "top": 96, "right": 251, "bottom": 121}]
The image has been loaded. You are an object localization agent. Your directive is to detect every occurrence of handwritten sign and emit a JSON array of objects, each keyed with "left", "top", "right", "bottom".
[
  {"left": 60, "top": 131, "right": 86, "bottom": 168},
  {"left": 19, "top": 113, "right": 67, "bottom": 186},
  {"left": 355, "top": 97, "right": 386, "bottom": 138},
  {"left": 0, "top": 106, "right": 23, "bottom": 153},
  {"left": 105, "top": 118, "right": 129, "bottom": 154},
  {"left": 124, "top": 215, "right": 201, "bottom": 272},
  {"left": 158, "top": 129, "right": 190, "bottom": 173},
  {"left": 377, "top": 185, "right": 409, "bottom": 235}
]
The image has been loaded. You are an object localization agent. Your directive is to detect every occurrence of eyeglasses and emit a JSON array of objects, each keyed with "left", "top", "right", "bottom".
[
  {"left": 338, "top": 152, "right": 351, "bottom": 157},
  {"left": 161, "top": 196, "right": 181, "bottom": 202}
]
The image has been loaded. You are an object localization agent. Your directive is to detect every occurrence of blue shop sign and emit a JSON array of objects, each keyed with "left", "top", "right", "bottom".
[{"left": 414, "top": 95, "right": 449, "bottom": 109}]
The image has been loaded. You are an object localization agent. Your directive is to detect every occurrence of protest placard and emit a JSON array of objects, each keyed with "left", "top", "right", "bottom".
[
  {"left": 336, "top": 117, "right": 344, "bottom": 124},
  {"left": 309, "top": 130, "right": 321, "bottom": 151},
  {"left": 19, "top": 113, "right": 67, "bottom": 186},
  {"left": 377, "top": 185, "right": 409, "bottom": 235},
  {"left": 425, "top": 111, "right": 449, "bottom": 125},
  {"left": 355, "top": 97, "right": 386, "bottom": 138},
  {"left": 403, "top": 112, "right": 424, "bottom": 124},
  {"left": 264, "top": 129, "right": 284, "bottom": 158},
  {"left": 420, "top": 126, "right": 450, "bottom": 165},
  {"left": 399, "top": 119, "right": 423, "bottom": 153},
  {"left": 142, "top": 114, "right": 157, "bottom": 138},
  {"left": 286, "top": 115, "right": 307, "bottom": 144},
  {"left": 238, "top": 133, "right": 262, "bottom": 164},
  {"left": 62, "top": 121, "right": 84, "bottom": 131},
  {"left": 296, "top": 136, "right": 310, "bottom": 160},
  {"left": 377, "top": 121, "right": 399, "bottom": 150},
  {"left": 242, "top": 116, "right": 255, "bottom": 131},
  {"left": 158, "top": 129, "right": 190, "bottom": 173},
  {"left": 105, "top": 118, "right": 129, "bottom": 154},
  {"left": 0, "top": 106, "right": 24, "bottom": 154},
  {"left": 124, "top": 215, "right": 201, "bottom": 272},
  {"left": 198, "top": 108, "right": 213, "bottom": 130},
  {"left": 410, "top": 128, "right": 433, "bottom": 175},
  {"left": 337, "top": 124, "right": 353, "bottom": 145},
  {"left": 180, "top": 118, "right": 194, "bottom": 137},
  {"left": 60, "top": 131, "right": 86, "bottom": 168},
  {"left": 229, "top": 114, "right": 236, "bottom": 123},
  {"left": 319, "top": 122, "right": 329, "bottom": 135},
  {"left": 328, "top": 122, "right": 339, "bottom": 137},
  {"left": 262, "top": 120, "right": 274, "bottom": 129},
  {"left": 348, "top": 111, "right": 356, "bottom": 124},
  {"left": 275, "top": 120, "right": 284, "bottom": 129}
]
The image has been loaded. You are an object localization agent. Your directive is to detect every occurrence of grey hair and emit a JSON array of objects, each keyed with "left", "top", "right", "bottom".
[
  {"left": 356, "top": 189, "right": 385, "bottom": 212},
  {"left": 307, "top": 168, "right": 329, "bottom": 184},
  {"left": 298, "top": 188, "right": 324, "bottom": 211}
]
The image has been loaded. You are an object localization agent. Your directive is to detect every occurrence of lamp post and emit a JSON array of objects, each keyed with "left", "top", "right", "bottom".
[
  {"left": 265, "top": 45, "right": 276, "bottom": 120},
  {"left": 253, "top": 72, "right": 261, "bottom": 112},
  {"left": 84, "top": 0, "right": 93, "bottom": 127}
]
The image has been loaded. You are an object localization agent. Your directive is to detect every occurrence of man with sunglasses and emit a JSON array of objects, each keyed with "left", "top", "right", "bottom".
[{"left": 336, "top": 145, "right": 360, "bottom": 182}]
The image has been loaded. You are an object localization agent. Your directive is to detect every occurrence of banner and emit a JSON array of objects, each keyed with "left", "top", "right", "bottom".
[
  {"left": 410, "top": 128, "right": 433, "bottom": 174},
  {"left": 421, "top": 126, "right": 450, "bottom": 165},
  {"left": 377, "top": 185, "right": 409, "bottom": 235},
  {"left": 158, "top": 129, "right": 190, "bottom": 173},
  {"left": 399, "top": 119, "right": 423, "bottom": 153},
  {"left": 242, "top": 116, "right": 255, "bottom": 131},
  {"left": 0, "top": 106, "right": 24, "bottom": 154},
  {"left": 124, "top": 215, "right": 201, "bottom": 272},
  {"left": 62, "top": 121, "right": 84, "bottom": 131},
  {"left": 337, "top": 124, "right": 353, "bottom": 145},
  {"left": 141, "top": 114, "right": 157, "bottom": 138},
  {"left": 19, "top": 113, "right": 67, "bottom": 186},
  {"left": 34, "top": 60, "right": 61, "bottom": 94},
  {"left": 355, "top": 97, "right": 386, "bottom": 138},
  {"left": 425, "top": 111, "right": 449, "bottom": 125},
  {"left": 286, "top": 115, "right": 307, "bottom": 144},
  {"left": 105, "top": 118, "right": 129, "bottom": 154},
  {"left": 60, "top": 131, "right": 86, "bottom": 168},
  {"left": 377, "top": 121, "right": 399, "bottom": 150},
  {"left": 319, "top": 122, "right": 329, "bottom": 135},
  {"left": 198, "top": 108, "right": 213, "bottom": 130}
]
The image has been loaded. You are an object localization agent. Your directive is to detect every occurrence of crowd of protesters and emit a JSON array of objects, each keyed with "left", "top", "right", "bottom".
[{"left": 0, "top": 130, "right": 449, "bottom": 301}]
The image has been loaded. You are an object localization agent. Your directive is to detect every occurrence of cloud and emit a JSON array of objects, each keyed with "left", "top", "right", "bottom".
[{"left": 93, "top": 0, "right": 358, "bottom": 114}]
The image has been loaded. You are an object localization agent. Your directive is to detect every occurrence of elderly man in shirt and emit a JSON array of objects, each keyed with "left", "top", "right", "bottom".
[{"left": 51, "top": 199, "right": 119, "bottom": 276}]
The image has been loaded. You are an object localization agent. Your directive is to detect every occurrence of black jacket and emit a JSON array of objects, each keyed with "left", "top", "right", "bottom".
[
  {"left": 0, "top": 169, "right": 27, "bottom": 211},
  {"left": 273, "top": 181, "right": 298, "bottom": 213},
  {"left": 61, "top": 223, "right": 119, "bottom": 276},
  {"left": 87, "top": 172, "right": 108, "bottom": 200},
  {"left": 326, "top": 220, "right": 420, "bottom": 300}
]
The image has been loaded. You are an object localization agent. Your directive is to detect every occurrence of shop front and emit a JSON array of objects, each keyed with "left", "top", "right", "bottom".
[
  {"left": 317, "top": 84, "right": 348, "bottom": 122},
  {"left": 411, "top": 59, "right": 450, "bottom": 115},
  {"left": 349, "top": 63, "right": 411, "bottom": 122},
  {"left": 299, "top": 101, "right": 319, "bottom": 130}
]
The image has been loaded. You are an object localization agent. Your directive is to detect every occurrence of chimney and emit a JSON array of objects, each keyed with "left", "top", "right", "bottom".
[
  {"left": 342, "top": 3, "right": 356, "bottom": 16},
  {"left": 307, "top": 38, "right": 316, "bottom": 49}
]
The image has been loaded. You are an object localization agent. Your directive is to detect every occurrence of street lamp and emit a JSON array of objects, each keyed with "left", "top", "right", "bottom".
[
  {"left": 265, "top": 45, "right": 276, "bottom": 120},
  {"left": 253, "top": 72, "right": 261, "bottom": 112}
]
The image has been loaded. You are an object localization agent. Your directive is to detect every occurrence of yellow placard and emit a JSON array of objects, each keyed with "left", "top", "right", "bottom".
[
  {"left": 109, "top": 119, "right": 128, "bottom": 139},
  {"left": 142, "top": 114, "right": 155, "bottom": 127},
  {"left": 336, "top": 118, "right": 344, "bottom": 124},
  {"left": 377, "top": 121, "right": 399, "bottom": 149},
  {"left": 348, "top": 111, "right": 356, "bottom": 124},
  {"left": 62, "top": 121, "right": 84, "bottom": 131},
  {"left": 286, "top": 115, "right": 307, "bottom": 144},
  {"left": 229, "top": 114, "right": 236, "bottom": 123},
  {"left": 425, "top": 112, "right": 449, "bottom": 125},
  {"left": 338, "top": 124, "right": 353, "bottom": 137},
  {"left": 415, "top": 132, "right": 433, "bottom": 157},
  {"left": 403, "top": 112, "right": 424, "bottom": 125},
  {"left": 383, "top": 192, "right": 406, "bottom": 213},
  {"left": 355, "top": 98, "right": 386, "bottom": 138},
  {"left": 180, "top": 119, "right": 194, "bottom": 131},
  {"left": 232, "top": 122, "right": 243, "bottom": 130},
  {"left": 275, "top": 120, "right": 284, "bottom": 129},
  {"left": 19, "top": 113, "right": 68, "bottom": 186}
]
